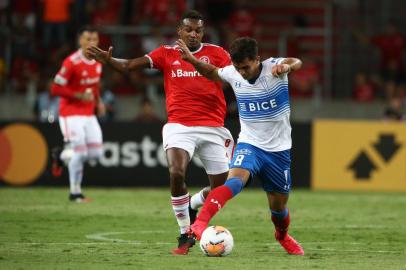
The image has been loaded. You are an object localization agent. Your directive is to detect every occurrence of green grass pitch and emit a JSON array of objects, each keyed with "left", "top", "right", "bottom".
[{"left": 1, "top": 188, "right": 405, "bottom": 269}]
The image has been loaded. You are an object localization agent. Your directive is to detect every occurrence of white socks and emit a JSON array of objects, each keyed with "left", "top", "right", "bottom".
[
  {"left": 68, "top": 150, "right": 87, "bottom": 195},
  {"left": 171, "top": 193, "right": 190, "bottom": 234},
  {"left": 190, "top": 188, "right": 206, "bottom": 210}
]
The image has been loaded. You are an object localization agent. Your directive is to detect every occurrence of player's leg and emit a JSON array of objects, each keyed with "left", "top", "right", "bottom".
[
  {"left": 52, "top": 117, "right": 73, "bottom": 177},
  {"left": 163, "top": 124, "right": 197, "bottom": 232},
  {"left": 163, "top": 123, "right": 198, "bottom": 255},
  {"left": 267, "top": 191, "right": 290, "bottom": 240},
  {"left": 85, "top": 116, "right": 103, "bottom": 161},
  {"left": 166, "top": 147, "right": 196, "bottom": 255},
  {"left": 191, "top": 167, "right": 249, "bottom": 240},
  {"left": 192, "top": 142, "right": 258, "bottom": 239},
  {"left": 261, "top": 149, "right": 304, "bottom": 255},
  {"left": 61, "top": 116, "right": 89, "bottom": 202},
  {"left": 167, "top": 147, "right": 191, "bottom": 232},
  {"left": 189, "top": 166, "right": 228, "bottom": 223},
  {"left": 75, "top": 116, "right": 103, "bottom": 202},
  {"left": 267, "top": 192, "right": 304, "bottom": 255},
  {"left": 189, "top": 126, "right": 234, "bottom": 221},
  {"left": 189, "top": 186, "right": 210, "bottom": 224}
]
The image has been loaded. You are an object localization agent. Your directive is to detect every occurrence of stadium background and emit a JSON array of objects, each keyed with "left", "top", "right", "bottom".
[
  {"left": 0, "top": 0, "right": 404, "bottom": 190},
  {"left": 1, "top": 1, "right": 406, "bottom": 269}
]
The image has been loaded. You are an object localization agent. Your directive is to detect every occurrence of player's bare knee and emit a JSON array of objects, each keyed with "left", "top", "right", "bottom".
[
  {"left": 267, "top": 192, "right": 289, "bottom": 211},
  {"left": 169, "top": 166, "right": 186, "bottom": 184}
]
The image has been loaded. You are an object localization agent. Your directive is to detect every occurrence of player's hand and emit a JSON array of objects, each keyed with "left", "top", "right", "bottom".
[
  {"left": 96, "top": 101, "right": 106, "bottom": 116},
  {"left": 272, "top": 64, "right": 291, "bottom": 77},
  {"left": 87, "top": 46, "right": 113, "bottom": 64},
  {"left": 176, "top": 39, "right": 195, "bottom": 62},
  {"left": 76, "top": 88, "right": 94, "bottom": 102}
]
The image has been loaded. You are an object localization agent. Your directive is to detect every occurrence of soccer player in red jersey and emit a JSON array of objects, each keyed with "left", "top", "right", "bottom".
[
  {"left": 51, "top": 26, "right": 106, "bottom": 203},
  {"left": 87, "top": 10, "right": 234, "bottom": 255}
]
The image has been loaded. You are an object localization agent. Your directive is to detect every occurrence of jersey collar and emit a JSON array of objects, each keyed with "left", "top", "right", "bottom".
[
  {"left": 78, "top": 49, "right": 96, "bottom": 65},
  {"left": 247, "top": 63, "right": 263, "bottom": 84},
  {"left": 190, "top": 43, "right": 203, "bottom": 54}
]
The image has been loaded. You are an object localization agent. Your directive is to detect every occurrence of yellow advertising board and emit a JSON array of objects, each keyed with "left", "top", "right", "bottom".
[{"left": 312, "top": 120, "right": 406, "bottom": 191}]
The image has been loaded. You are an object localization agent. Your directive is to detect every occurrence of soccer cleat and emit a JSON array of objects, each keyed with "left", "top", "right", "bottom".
[
  {"left": 69, "top": 194, "right": 92, "bottom": 203},
  {"left": 51, "top": 147, "right": 64, "bottom": 177},
  {"left": 191, "top": 220, "right": 208, "bottom": 240},
  {"left": 275, "top": 232, "right": 304, "bottom": 255},
  {"left": 172, "top": 233, "right": 195, "bottom": 255}
]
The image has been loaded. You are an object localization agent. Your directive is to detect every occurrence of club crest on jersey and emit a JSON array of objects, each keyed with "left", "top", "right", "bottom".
[
  {"left": 199, "top": 56, "right": 210, "bottom": 64},
  {"left": 235, "top": 82, "right": 241, "bottom": 88}
]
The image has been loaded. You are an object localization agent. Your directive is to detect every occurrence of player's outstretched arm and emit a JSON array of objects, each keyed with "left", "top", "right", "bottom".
[
  {"left": 176, "top": 39, "right": 222, "bottom": 82},
  {"left": 87, "top": 46, "right": 150, "bottom": 74},
  {"left": 271, "top": 58, "right": 302, "bottom": 77}
]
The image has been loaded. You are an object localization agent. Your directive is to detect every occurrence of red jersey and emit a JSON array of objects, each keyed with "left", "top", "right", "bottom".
[
  {"left": 51, "top": 50, "right": 102, "bottom": 117},
  {"left": 146, "top": 43, "right": 231, "bottom": 127}
]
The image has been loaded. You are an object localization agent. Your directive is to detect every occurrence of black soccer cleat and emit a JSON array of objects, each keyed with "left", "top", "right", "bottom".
[
  {"left": 51, "top": 147, "right": 64, "bottom": 177},
  {"left": 172, "top": 233, "right": 195, "bottom": 255},
  {"left": 69, "top": 193, "right": 92, "bottom": 203}
]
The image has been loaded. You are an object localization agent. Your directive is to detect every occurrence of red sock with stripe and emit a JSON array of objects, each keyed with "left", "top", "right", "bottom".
[
  {"left": 196, "top": 185, "right": 233, "bottom": 224},
  {"left": 271, "top": 208, "right": 290, "bottom": 240}
]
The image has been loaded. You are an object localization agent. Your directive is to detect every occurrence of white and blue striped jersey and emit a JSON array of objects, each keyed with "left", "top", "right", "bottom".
[{"left": 218, "top": 57, "right": 291, "bottom": 152}]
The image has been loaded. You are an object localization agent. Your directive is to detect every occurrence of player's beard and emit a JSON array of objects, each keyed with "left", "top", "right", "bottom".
[{"left": 187, "top": 40, "right": 200, "bottom": 52}]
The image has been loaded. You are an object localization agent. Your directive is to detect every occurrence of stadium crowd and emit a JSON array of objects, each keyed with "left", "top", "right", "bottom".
[{"left": 0, "top": 0, "right": 405, "bottom": 121}]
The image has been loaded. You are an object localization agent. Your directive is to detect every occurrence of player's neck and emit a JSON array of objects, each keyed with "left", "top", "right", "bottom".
[
  {"left": 78, "top": 49, "right": 96, "bottom": 64},
  {"left": 247, "top": 63, "right": 263, "bottom": 84},
  {"left": 80, "top": 49, "right": 92, "bottom": 60},
  {"left": 189, "top": 43, "right": 203, "bottom": 54}
]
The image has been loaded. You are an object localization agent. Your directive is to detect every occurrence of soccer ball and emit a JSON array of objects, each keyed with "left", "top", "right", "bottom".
[{"left": 199, "top": 225, "right": 234, "bottom": 257}]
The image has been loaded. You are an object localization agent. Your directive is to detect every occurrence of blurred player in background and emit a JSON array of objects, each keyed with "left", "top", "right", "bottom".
[
  {"left": 87, "top": 10, "right": 234, "bottom": 255},
  {"left": 51, "top": 26, "right": 105, "bottom": 203},
  {"left": 177, "top": 37, "right": 305, "bottom": 255}
]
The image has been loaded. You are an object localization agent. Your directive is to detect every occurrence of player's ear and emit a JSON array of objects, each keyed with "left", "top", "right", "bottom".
[{"left": 177, "top": 25, "right": 182, "bottom": 36}]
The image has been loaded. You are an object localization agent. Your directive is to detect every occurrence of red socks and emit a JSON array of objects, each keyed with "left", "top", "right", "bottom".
[
  {"left": 271, "top": 210, "right": 290, "bottom": 240},
  {"left": 196, "top": 185, "right": 233, "bottom": 224}
]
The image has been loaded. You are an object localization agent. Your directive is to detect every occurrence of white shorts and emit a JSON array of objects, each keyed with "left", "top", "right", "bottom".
[
  {"left": 162, "top": 123, "right": 234, "bottom": 175},
  {"left": 59, "top": 116, "right": 103, "bottom": 150}
]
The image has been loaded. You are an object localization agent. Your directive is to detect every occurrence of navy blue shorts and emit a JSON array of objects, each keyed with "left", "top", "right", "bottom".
[{"left": 230, "top": 142, "right": 291, "bottom": 193}]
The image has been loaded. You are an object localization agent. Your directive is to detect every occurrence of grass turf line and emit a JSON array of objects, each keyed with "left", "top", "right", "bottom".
[{"left": 0, "top": 188, "right": 405, "bottom": 270}]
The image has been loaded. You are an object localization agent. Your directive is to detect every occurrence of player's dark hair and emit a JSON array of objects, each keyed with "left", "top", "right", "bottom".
[
  {"left": 181, "top": 10, "right": 204, "bottom": 22},
  {"left": 230, "top": 37, "right": 258, "bottom": 64},
  {"left": 77, "top": 25, "right": 98, "bottom": 36}
]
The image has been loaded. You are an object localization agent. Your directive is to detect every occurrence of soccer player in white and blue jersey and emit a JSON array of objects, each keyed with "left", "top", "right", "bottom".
[{"left": 176, "top": 37, "right": 304, "bottom": 255}]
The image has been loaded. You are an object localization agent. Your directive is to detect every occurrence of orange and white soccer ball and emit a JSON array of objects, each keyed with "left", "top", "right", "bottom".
[{"left": 199, "top": 225, "right": 234, "bottom": 257}]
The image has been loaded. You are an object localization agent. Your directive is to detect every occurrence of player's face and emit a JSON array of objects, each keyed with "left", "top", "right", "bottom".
[
  {"left": 79, "top": 31, "right": 99, "bottom": 57},
  {"left": 233, "top": 57, "right": 261, "bottom": 80},
  {"left": 178, "top": 19, "right": 204, "bottom": 51}
]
